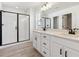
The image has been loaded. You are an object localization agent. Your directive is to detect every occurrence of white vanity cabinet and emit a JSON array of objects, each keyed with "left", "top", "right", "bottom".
[
  {"left": 33, "top": 31, "right": 51, "bottom": 57},
  {"left": 33, "top": 31, "right": 79, "bottom": 57},
  {"left": 51, "top": 36, "right": 79, "bottom": 57},
  {"left": 51, "top": 42, "right": 63, "bottom": 57},
  {"left": 51, "top": 42, "right": 79, "bottom": 57}
]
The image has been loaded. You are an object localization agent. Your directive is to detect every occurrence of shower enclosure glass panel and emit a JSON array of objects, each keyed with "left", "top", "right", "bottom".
[
  {"left": 19, "top": 14, "right": 29, "bottom": 41},
  {"left": 2, "top": 12, "right": 17, "bottom": 45}
]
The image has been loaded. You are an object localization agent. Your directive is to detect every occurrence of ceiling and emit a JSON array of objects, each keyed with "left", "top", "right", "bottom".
[
  {"left": 1, "top": 2, "right": 79, "bottom": 13},
  {"left": 1, "top": 2, "right": 44, "bottom": 9},
  {"left": 43, "top": 2, "right": 79, "bottom": 14}
]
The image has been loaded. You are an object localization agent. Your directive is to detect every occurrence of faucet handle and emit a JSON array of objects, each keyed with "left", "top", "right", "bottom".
[{"left": 73, "top": 28, "right": 79, "bottom": 31}]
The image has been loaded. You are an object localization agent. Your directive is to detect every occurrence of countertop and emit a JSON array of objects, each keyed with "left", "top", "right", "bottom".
[{"left": 33, "top": 29, "right": 79, "bottom": 41}]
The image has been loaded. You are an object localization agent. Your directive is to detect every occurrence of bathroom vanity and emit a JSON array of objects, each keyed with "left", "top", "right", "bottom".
[{"left": 32, "top": 29, "right": 79, "bottom": 57}]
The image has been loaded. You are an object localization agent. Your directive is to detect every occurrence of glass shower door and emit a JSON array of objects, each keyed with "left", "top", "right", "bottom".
[{"left": 19, "top": 14, "right": 30, "bottom": 41}]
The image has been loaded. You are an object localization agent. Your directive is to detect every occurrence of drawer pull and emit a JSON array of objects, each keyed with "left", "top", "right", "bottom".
[
  {"left": 43, "top": 51, "right": 46, "bottom": 54},
  {"left": 65, "top": 51, "right": 67, "bottom": 57},
  {"left": 43, "top": 43, "right": 47, "bottom": 45},
  {"left": 35, "top": 37, "right": 37, "bottom": 41},
  {"left": 60, "top": 49, "right": 62, "bottom": 55},
  {"left": 43, "top": 36, "right": 46, "bottom": 38}
]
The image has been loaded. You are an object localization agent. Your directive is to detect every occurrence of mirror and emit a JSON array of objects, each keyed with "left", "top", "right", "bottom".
[
  {"left": 46, "top": 18, "right": 51, "bottom": 29},
  {"left": 40, "top": 18, "right": 45, "bottom": 28},
  {"left": 53, "top": 16, "right": 59, "bottom": 29},
  {"left": 39, "top": 17, "right": 51, "bottom": 29},
  {"left": 62, "top": 13, "right": 72, "bottom": 30}
]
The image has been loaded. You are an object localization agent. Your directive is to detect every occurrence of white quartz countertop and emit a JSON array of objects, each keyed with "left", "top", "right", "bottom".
[{"left": 33, "top": 29, "right": 79, "bottom": 41}]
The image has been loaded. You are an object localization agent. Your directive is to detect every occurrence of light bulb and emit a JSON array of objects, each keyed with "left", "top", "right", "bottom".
[
  {"left": 41, "top": 5, "right": 47, "bottom": 11},
  {"left": 41, "top": 2, "right": 57, "bottom": 11},
  {"left": 43, "top": 5, "right": 47, "bottom": 11},
  {"left": 47, "top": 3, "right": 52, "bottom": 9}
]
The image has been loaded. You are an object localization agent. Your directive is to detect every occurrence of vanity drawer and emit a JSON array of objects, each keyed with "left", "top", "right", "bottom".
[
  {"left": 41, "top": 47, "right": 50, "bottom": 57},
  {"left": 41, "top": 39, "right": 49, "bottom": 49},
  {"left": 40, "top": 34, "right": 50, "bottom": 40}
]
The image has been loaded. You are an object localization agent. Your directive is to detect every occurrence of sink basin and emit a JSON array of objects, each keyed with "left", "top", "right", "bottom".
[{"left": 59, "top": 33, "right": 79, "bottom": 38}]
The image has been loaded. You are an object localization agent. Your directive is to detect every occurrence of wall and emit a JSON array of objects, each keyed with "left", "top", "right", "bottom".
[
  {"left": 35, "top": 8, "right": 41, "bottom": 29},
  {"left": 29, "top": 8, "right": 35, "bottom": 41},
  {"left": 0, "top": 3, "right": 2, "bottom": 10},
  {"left": 45, "top": 5, "right": 79, "bottom": 29}
]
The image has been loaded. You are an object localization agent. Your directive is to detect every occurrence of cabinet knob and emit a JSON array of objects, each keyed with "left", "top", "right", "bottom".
[{"left": 65, "top": 51, "right": 67, "bottom": 57}]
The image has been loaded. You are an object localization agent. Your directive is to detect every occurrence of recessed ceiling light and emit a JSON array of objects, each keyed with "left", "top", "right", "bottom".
[{"left": 16, "top": 7, "right": 18, "bottom": 8}]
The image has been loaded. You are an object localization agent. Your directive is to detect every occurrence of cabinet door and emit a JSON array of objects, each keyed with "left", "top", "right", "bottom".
[
  {"left": 33, "top": 32, "right": 41, "bottom": 52},
  {"left": 51, "top": 42, "right": 63, "bottom": 57},
  {"left": 41, "top": 47, "right": 50, "bottom": 57},
  {"left": 33, "top": 32, "right": 37, "bottom": 49},
  {"left": 19, "top": 14, "right": 29, "bottom": 41},
  {"left": 64, "top": 48, "right": 79, "bottom": 57},
  {"left": 36, "top": 33, "right": 41, "bottom": 52},
  {"left": 2, "top": 12, "right": 17, "bottom": 45}
]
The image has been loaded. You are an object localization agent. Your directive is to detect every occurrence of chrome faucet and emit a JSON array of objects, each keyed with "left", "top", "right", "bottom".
[{"left": 68, "top": 28, "right": 79, "bottom": 35}]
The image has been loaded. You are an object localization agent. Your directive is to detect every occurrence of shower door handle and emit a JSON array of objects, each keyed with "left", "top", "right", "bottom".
[
  {"left": 2, "top": 24, "right": 4, "bottom": 26},
  {"left": 15, "top": 26, "right": 17, "bottom": 30}
]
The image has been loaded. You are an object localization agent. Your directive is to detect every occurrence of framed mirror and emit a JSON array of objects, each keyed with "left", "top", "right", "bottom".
[
  {"left": 62, "top": 13, "right": 72, "bottom": 30},
  {"left": 53, "top": 16, "right": 59, "bottom": 29},
  {"left": 39, "top": 17, "right": 51, "bottom": 29}
]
